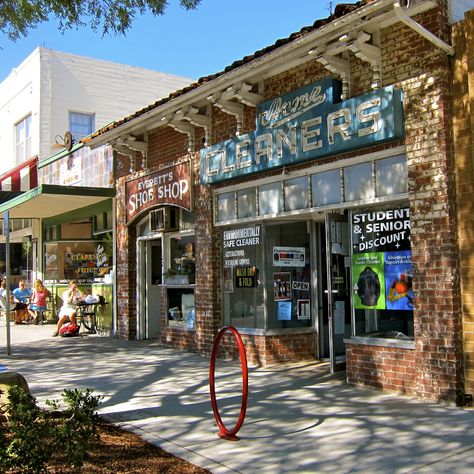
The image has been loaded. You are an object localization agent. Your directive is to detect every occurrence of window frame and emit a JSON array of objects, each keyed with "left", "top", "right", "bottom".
[
  {"left": 69, "top": 111, "right": 95, "bottom": 142},
  {"left": 15, "top": 114, "right": 32, "bottom": 164}
]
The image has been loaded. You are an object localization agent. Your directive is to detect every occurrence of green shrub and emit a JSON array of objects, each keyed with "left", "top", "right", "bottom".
[
  {"left": 0, "top": 385, "right": 103, "bottom": 473},
  {"left": 47, "top": 388, "right": 103, "bottom": 468}
]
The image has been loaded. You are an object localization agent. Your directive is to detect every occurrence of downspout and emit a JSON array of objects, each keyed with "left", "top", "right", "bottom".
[{"left": 393, "top": 0, "right": 454, "bottom": 56}]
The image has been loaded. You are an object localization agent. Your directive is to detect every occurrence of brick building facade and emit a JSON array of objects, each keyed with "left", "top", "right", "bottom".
[{"left": 89, "top": 0, "right": 474, "bottom": 405}]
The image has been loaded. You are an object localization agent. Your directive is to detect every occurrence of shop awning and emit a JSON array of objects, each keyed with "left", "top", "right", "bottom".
[
  {"left": 0, "top": 191, "right": 24, "bottom": 204},
  {"left": 0, "top": 184, "right": 115, "bottom": 219}
]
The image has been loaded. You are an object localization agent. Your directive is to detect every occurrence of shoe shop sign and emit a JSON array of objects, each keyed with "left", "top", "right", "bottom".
[
  {"left": 200, "top": 78, "right": 404, "bottom": 184},
  {"left": 125, "top": 161, "right": 192, "bottom": 224}
]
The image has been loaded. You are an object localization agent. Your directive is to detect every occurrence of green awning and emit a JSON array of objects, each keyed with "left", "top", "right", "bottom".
[{"left": 0, "top": 184, "right": 115, "bottom": 219}]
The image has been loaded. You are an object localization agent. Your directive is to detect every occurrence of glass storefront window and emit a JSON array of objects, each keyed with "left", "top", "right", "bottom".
[
  {"left": 222, "top": 222, "right": 312, "bottom": 330},
  {"left": 311, "top": 169, "right": 341, "bottom": 206},
  {"left": 164, "top": 233, "right": 196, "bottom": 329},
  {"left": 351, "top": 206, "right": 414, "bottom": 340},
  {"left": 344, "top": 163, "right": 374, "bottom": 202},
  {"left": 222, "top": 224, "right": 264, "bottom": 329},
  {"left": 216, "top": 155, "right": 408, "bottom": 225},
  {"left": 167, "top": 287, "right": 195, "bottom": 329},
  {"left": 44, "top": 239, "right": 113, "bottom": 284},
  {"left": 265, "top": 222, "right": 312, "bottom": 330},
  {"left": 166, "top": 234, "right": 195, "bottom": 285}
]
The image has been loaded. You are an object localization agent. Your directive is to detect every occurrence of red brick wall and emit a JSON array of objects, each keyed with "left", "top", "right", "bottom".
[
  {"left": 115, "top": 175, "right": 137, "bottom": 339},
  {"left": 346, "top": 343, "right": 416, "bottom": 395},
  {"left": 219, "top": 332, "right": 316, "bottom": 366},
  {"left": 453, "top": 10, "right": 474, "bottom": 397},
  {"left": 344, "top": 4, "right": 463, "bottom": 403}
]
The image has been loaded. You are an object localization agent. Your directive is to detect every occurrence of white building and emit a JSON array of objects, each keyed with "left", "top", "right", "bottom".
[
  {"left": 0, "top": 47, "right": 193, "bottom": 179},
  {"left": 0, "top": 47, "right": 192, "bottom": 289}
]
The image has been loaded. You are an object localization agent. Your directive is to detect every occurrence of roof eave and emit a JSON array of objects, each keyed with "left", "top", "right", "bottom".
[{"left": 87, "top": 0, "right": 436, "bottom": 148}]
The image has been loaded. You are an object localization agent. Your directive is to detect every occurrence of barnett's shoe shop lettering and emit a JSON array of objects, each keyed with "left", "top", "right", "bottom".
[
  {"left": 125, "top": 161, "right": 192, "bottom": 223},
  {"left": 200, "top": 78, "right": 404, "bottom": 184}
]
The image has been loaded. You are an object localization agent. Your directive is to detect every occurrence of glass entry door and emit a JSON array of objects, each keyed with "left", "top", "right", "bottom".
[
  {"left": 146, "top": 239, "right": 162, "bottom": 339},
  {"left": 325, "top": 213, "right": 351, "bottom": 373}
]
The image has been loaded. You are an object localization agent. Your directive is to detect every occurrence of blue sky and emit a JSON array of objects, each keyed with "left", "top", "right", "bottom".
[{"left": 0, "top": 0, "right": 358, "bottom": 83}]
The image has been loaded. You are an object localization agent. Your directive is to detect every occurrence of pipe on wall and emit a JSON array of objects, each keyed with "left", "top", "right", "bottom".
[{"left": 393, "top": 0, "right": 455, "bottom": 56}]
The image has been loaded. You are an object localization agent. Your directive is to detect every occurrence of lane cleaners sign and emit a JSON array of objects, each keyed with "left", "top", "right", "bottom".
[{"left": 200, "top": 78, "right": 404, "bottom": 184}]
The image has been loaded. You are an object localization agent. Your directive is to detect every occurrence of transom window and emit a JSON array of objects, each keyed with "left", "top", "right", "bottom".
[{"left": 215, "top": 154, "right": 407, "bottom": 224}]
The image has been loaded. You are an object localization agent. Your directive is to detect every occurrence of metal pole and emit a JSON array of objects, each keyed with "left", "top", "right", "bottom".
[{"left": 4, "top": 211, "right": 11, "bottom": 356}]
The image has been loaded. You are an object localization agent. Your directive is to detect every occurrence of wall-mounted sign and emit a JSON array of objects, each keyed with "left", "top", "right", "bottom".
[
  {"left": 200, "top": 78, "right": 404, "bottom": 184},
  {"left": 125, "top": 161, "right": 192, "bottom": 223},
  {"left": 60, "top": 155, "right": 82, "bottom": 185}
]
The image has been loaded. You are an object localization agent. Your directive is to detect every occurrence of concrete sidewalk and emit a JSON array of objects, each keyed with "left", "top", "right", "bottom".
[{"left": 2, "top": 321, "right": 474, "bottom": 473}]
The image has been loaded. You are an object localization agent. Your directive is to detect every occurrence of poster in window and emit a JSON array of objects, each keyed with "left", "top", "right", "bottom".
[
  {"left": 352, "top": 208, "right": 411, "bottom": 254},
  {"left": 273, "top": 272, "right": 291, "bottom": 301},
  {"left": 384, "top": 250, "right": 414, "bottom": 310},
  {"left": 352, "top": 252, "right": 385, "bottom": 309},
  {"left": 352, "top": 207, "right": 413, "bottom": 311},
  {"left": 224, "top": 267, "right": 234, "bottom": 292},
  {"left": 273, "top": 246, "right": 305, "bottom": 267},
  {"left": 235, "top": 266, "right": 258, "bottom": 288},
  {"left": 277, "top": 300, "right": 292, "bottom": 320},
  {"left": 297, "top": 299, "right": 311, "bottom": 320}
]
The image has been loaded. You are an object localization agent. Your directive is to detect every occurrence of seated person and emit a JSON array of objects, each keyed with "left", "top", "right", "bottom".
[
  {"left": 0, "top": 279, "right": 8, "bottom": 304},
  {"left": 53, "top": 280, "right": 84, "bottom": 337},
  {"left": 28, "top": 279, "right": 50, "bottom": 325},
  {"left": 0, "top": 280, "right": 14, "bottom": 316},
  {"left": 12, "top": 279, "right": 31, "bottom": 324}
]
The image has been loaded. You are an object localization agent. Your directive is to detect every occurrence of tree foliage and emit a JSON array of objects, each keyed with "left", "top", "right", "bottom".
[{"left": 0, "top": 0, "right": 201, "bottom": 41}]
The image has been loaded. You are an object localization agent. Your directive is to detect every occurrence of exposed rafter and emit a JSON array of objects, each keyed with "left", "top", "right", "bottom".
[
  {"left": 169, "top": 117, "right": 196, "bottom": 153},
  {"left": 221, "top": 82, "right": 264, "bottom": 107},
  {"left": 175, "top": 106, "right": 212, "bottom": 146},
  {"left": 113, "top": 135, "right": 148, "bottom": 173},
  {"left": 207, "top": 93, "right": 244, "bottom": 136},
  {"left": 316, "top": 54, "right": 351, "bottom": 99},
  {"left": 87, "top": 0, "right": 439, "bottom": 149},
  {"left": 346, "top": 31, "right": 382, "bottom": 89}
]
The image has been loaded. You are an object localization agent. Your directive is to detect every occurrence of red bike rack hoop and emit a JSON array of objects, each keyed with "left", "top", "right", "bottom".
[{"left": 209, "top": 326, "right": 248, "bottom": 441}]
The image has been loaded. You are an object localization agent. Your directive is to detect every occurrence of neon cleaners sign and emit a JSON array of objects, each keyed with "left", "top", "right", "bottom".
[{"left": 200, "top": 78, "right": 404, "bottom": 184}]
